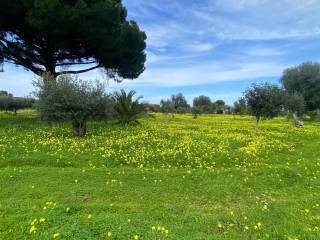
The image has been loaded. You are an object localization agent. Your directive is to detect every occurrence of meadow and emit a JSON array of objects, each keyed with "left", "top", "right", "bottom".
[{"left": 0, "top": 111, "right": 320, "bottom": 240}]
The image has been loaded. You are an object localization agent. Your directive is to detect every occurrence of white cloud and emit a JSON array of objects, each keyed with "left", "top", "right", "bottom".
[
  {"left": 189, "top": 0, "right": 320, "bottom": 41},
  {"left": 109, "top": 60, "right": 288, "bottom": 88}
]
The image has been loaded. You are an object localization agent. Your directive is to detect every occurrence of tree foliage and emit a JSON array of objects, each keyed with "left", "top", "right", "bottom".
[
  {"left": 160, "top": 99, "right": 175, "bottom": 114},
  {"left": 214, "top": 100, "right": 225, "bottom": 114},
  {"left": 34, "top": 74, "right": 111, "bottom": 136},
  {"left": 233, "top": 98, "right": 247, "bottom": 115},
  {"left": 0, "top": 91, "right": 34, "bottom": 113},
  {"left": 244, "top": 83, "right": 284, "bottom": 127},
  {"left": 0, "top": 0, "right": 146, "bottom": 80},
  {"left": 281, "top": 62, "right": 320, "bottom": 111},
  {"left": 193, "top": 95, "right": 213, "bottom": 114},
  {"left": 113, "top": 90, "right": 145, "bottom": 125},
  {"left": 171, "top": 93, "right": 190, "bottom": 113},
  {"left": 284, "top": 93, "right": 305, "bottom": 117}
]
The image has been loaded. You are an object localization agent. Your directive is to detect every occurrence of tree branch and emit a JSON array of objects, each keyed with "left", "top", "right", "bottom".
[
  {"left": 0, "top": 36, "right": 44, "bottom": 65},
  {"left": 56, "top": 61, "right": 97, "bottom": 67},
  {"left": 0, "top": 43, "right": 45, "bottom": 76},
  {"left": 56, "top": 64, "right": 101, "bottom": 76}
]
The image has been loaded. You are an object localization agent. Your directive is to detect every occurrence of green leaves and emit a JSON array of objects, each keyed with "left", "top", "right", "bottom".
[
  {"left": 244, "top": 83, "right": 284, "bottom": 125},
  {"left": 34, "top": 74, "right": 112, "bottom": 136},
  {"left": 0, "top": 0, "right": 146, "bottom": 79},
  {"left": 113, "top": 90, "right": 145, "bottom": 125},
  {"left": 281, "top": 62, "right": 320, "bottom": 112}
]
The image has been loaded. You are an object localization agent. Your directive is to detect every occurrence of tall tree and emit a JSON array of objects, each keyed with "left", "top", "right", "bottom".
[
  {"left": 281, "top": 62, "right": 320, "bottom": 111},
  {"left": 244, "top": 83, "right": 284, "bottom": 128},
  {"left": 0, "top": 0, "right": 146, "bottom": 80}
]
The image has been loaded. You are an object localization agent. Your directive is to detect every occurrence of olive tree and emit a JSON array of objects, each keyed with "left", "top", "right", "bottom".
[
  {"left": 233, "top": 98, "right": 247, "bottom": 115},
  {"left": 34, "top": 74, "right": 111, "bottom": 136},
  {"left": 244, "top": 83, "right": 284, "bottom": 128},
  {"left": 0, "top": 91, "right": 34, "bottom": 113},
  {"left": 171, "top": 93, "right": 190, "bottom": 113},
  {"left": 281, "top": 62, "right": 320, "bottom": 112},
  {"left": 214, "top": 100, "right": 225, "bottom": 114},
  {"left": 160, "top": 99, "right": 175, "bottom": 114},
  {"left": 193, "top": 95, "right": 213, "bottom": 114},
  {"left": 284, "top": 93, "right": 305, "bottom": 127}
]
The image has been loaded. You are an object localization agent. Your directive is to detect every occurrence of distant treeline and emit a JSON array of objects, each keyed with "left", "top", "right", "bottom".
[
  {"left": 145, "top": 62, "right": 320, "bottom": 122},
  {"left": 0, "top": 91, "right": 35, "bottom": 113},
  {"left": 142, "top": 94, "right": 233, "bottom": 115}
]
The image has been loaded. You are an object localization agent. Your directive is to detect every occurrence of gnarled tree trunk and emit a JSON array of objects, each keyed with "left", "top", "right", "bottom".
[
  {"left": 256, "top": 116, "right": 260, "bottom": 130},
  {"left": 72, "top": 120, "right": 87, "bottom": 137},
  {"left": 292, "top": 113, "right": 304, "bottom": 128}
]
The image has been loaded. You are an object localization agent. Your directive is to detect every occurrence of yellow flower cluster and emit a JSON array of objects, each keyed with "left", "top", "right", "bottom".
[{"left": 0, "top": 113, "right": 309, "bottom": 170}]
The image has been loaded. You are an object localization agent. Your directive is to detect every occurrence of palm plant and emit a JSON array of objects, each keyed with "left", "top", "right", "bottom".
[{"left": 113, "top": 90, "right": 145, "bottom": 125}]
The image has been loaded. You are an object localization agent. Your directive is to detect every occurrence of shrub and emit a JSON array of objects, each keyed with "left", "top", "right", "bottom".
[{"left": 113, "top": 90, "right": 145, "bottom": 125}]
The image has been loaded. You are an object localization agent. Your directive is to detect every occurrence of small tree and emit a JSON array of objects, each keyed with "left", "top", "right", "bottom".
[
  {"left": 233, "top": 98, "right": 248, "bottom": 115},
  {"left": 113, "top": 90, "right": 145, "bottom": 125},
  {"left": 34, "top": 74, "right": 109, "bottom": 137},
  {"left": 160, "top": 99, "right": 175, "bottom": 115},
  {"left": 191, "top": 106, "right": 202, "bottom": 119},
  {"left": 171, "top": 93, "right": 190, "bottom": 113},
  {"left": 193, "top": 95, "right": 213, "bottom": 114},
  {"left": 215, "top": 100, "right": 225, "bottom": 114},
  {"left": 244, "top": 83, "right": 284, "bottom": 128}
]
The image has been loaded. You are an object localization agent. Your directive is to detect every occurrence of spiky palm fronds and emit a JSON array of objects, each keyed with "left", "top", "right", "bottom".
[{"left": 114, "top": 90, "right": 145, "bottom": 125}]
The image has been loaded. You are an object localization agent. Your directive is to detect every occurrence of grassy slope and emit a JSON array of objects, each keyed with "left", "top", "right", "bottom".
[{"left": 0, "top": 111, "right": 320, "bottom": 240}]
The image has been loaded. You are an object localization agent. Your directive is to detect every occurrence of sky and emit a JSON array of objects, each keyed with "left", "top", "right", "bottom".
[{"left": 1, "top": 0, "right": 320, "bottom": 104}]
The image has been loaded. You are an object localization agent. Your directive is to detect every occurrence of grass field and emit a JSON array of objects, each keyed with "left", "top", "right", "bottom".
[{"left": 1, "top": 111, "right": 320, "bottom": 240}]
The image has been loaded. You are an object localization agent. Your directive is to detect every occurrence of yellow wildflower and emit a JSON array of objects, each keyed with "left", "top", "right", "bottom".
[
  {"left": 29, "top": 225, "right": 37, "bottom": 234},
  {"left": 53, "top": 232, "right": 61, "bottom": 238}
]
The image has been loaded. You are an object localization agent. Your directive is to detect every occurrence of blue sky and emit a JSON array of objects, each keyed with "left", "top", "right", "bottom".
[{"left": 1, "top": 0, "right": 320, "bottom": 104}]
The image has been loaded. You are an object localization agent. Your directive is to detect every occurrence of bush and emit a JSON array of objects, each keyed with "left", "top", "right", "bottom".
[{"left": 113, "top": 90, "right": 145, "bottom": 125}]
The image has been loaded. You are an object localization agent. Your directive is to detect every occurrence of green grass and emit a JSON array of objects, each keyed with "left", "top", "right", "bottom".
[{"left": 1, "top": 111, "right": 320, "bottom": 239}]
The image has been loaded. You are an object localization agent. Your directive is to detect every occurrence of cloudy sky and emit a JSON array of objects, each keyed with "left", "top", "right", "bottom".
[{"left": 1, "top": 0, "right": 320, "bottom": 104}]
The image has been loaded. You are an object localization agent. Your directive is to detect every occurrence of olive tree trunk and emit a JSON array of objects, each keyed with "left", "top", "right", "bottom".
[
  {"left": 292, "top": 113, "right": 304, "bottom": 128},
  {"left": 72, "top": 120, "right": 87, "bottom": 137},
  {"left": 256, "top": 116, "right": 260, "bottom": 130}
]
